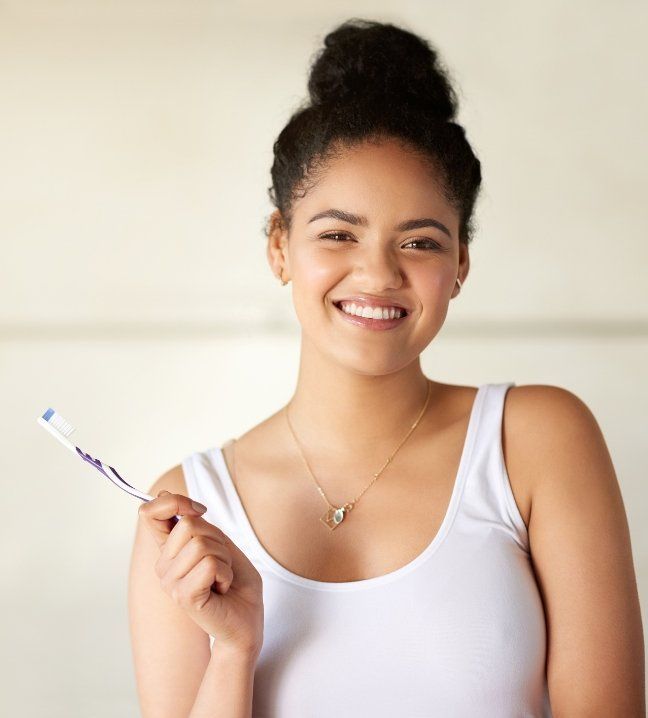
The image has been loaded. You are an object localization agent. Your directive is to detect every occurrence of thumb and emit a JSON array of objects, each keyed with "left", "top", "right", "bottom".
[
  {"left": 158, "top": 489, "right": 206, "bottom": 513},
  {"left": 139, "top": 490, "right": 207, "bottom": 547}
]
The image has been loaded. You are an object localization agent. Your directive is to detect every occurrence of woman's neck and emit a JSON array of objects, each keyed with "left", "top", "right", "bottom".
[{"left": 284, "top": 359, "right": 439, "bottom": 457}]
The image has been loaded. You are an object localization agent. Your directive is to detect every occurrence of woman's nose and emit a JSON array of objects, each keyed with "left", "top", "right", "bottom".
[{"left": 353, "top": 245, "right": 403, "bottom": 287}]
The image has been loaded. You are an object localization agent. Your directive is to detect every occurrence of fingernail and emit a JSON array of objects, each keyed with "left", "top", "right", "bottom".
[
  {"left": 158, "top": 490, "right": 170, "bottom": 497},
  {"left": 191, "top": 500, "right": 207, "bottom": 513}
]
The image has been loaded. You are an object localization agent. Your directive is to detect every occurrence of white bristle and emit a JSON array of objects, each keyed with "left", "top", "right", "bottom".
[
  {"left": 37, "top": 409, "right": 77, "bottom": 453},
  {"left": 50, "top": 413, "right": 74, "bottom": 436}
]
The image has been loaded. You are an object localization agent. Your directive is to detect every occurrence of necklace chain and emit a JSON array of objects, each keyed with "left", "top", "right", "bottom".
[{"left": 284, "top": 379, "right": 433, "bottom": 530}]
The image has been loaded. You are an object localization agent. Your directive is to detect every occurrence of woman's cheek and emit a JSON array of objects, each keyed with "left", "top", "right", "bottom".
[
  {"left": 414, "top": 263, "right": 454, "bottom": 300},
  {"left": 293, "top": 248, "right": 344, "bottom": 298}
]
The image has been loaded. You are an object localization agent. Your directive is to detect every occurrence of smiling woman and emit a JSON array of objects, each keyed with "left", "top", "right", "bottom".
[
  {"left": 129, "top": 16, "right": 645, "bottom": 718},
  {"left": 266, "top": 133, "right": 468, "bottom": 377}
]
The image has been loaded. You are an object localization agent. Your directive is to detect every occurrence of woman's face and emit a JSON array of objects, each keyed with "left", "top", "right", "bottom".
[{"left": 268, "top": 137, "right": 470, "bottom": 375}]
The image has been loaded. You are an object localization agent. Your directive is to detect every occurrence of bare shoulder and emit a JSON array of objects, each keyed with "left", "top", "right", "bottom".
[
  {"left": 503, "top": 383, "right": 645, "bottom": 713},
  {"left": 146, "top": 462, "right": 189, "bottom": 498},
  {"left": 504, "top": 382, "right": 598, "bottom": 430},
  {"left": 502, "top": 383, "right": 609, "bottom": 500}
]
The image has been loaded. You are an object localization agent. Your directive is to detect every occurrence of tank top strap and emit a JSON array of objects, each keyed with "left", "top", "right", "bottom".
[{"left": 458, "top": 381, "right": 530, "bottom": 553}]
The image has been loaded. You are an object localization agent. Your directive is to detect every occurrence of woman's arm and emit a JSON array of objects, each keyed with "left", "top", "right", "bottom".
[
  {"left": 508, "top": 385, "right": 645, "bottom": 716},
  {"left": 188, "top": 646, "right": 258, "bottom": 718},
  {"left": 129, "top": 466, "right": 212, "bottom": 716}
]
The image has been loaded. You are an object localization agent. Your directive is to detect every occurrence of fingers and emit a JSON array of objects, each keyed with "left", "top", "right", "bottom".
[
  {"left": 162, "top": 513, "right": 230, "bottom": 561},
  {"left": 157, "top": 534, "right": 234, "bottom": 597},
  {"left": 138, "top": 491, "right": 208, "bottom": 548},
  {"left": 146, "top": 501, "right": 261, "bottom": 590},
  {"left": 185, "top": 554, "right": 236, "bottom": 600},
  {"left": 172, "top": 555, "right": 235, "bottom": 610}
]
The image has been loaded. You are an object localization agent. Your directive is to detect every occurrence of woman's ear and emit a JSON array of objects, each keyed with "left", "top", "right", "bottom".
[
  {"left": 452, "top": 242, "right": 470, "bottom": 298},
  {"left": 266, "top": 210, "right": 290, "bottom": 280}
]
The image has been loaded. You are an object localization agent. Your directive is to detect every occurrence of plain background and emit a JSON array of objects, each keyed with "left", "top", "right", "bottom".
[{"left": 1, "top": 1, "right": 646, "bottom": 715}]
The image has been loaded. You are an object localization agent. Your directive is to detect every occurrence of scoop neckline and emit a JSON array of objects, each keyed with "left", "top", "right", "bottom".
[{"left": 209, "top": 383, "right": 488, "bottom": 592}]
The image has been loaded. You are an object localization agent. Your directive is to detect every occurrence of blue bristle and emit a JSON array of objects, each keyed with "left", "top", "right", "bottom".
[{"left": 43, "top": 408, "right": 55, "bottom": 421}]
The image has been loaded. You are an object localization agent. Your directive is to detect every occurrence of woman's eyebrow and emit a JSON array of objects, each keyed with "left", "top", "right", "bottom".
[{"left": 307, "top": 208, "right": 452, "bottom": 238}]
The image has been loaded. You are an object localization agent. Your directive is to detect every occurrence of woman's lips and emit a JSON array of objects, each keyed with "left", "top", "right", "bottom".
[{"left": 332, "top": 301, "right": 409, "bottom": 331}]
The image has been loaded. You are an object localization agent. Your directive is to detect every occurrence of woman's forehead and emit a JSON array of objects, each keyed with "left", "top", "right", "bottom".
[{"left": 293, "top": 157, "right": 454, "bottom": 223}]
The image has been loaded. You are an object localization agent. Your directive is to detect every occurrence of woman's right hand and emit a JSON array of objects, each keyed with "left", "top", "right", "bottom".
[{"left": 138, "top": 490, "right": 265, "bottom": 659}]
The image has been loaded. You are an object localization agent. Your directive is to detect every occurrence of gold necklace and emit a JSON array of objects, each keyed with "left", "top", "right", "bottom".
[{"left": 284, "top": 379, "right": 433, "bottom": 531}]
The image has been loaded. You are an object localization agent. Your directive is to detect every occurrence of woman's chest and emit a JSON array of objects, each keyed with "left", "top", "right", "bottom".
[
  {"left": 254, "top": 540, "right": 548, "bottom": 717},
  {"left": 220, "top": 425, "right": 532, "bottom": 584}
]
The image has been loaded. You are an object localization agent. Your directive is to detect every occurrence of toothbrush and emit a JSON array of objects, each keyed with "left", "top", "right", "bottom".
[{"left": 37, "top": 408, "right": 181, "bottom": 525}]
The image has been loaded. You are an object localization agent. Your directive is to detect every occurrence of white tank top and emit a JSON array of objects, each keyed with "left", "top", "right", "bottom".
[{"left": 182, "top": 382, "right": 552, "bottom": 717}]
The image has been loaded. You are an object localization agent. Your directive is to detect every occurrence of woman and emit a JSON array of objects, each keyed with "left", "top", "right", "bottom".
[{"left": 128, "top": 18, "right": 645, "bottom": 717}]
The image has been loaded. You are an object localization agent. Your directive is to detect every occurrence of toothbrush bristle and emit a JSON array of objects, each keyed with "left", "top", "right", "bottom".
[{"left": 42, "top": 408, "right": 75, "bottom": 437}]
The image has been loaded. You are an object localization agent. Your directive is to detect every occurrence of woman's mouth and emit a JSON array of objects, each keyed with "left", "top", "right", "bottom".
[{"left": 332, "top": 301, "right": 410, "bottom": 331}]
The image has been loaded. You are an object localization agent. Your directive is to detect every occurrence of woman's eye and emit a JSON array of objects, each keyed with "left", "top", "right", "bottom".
[
  {"left": 403, "top": 239, "right": 444, "bottom": 250},
  {"left": 319, "top": 233, "right": 443, "bottom": 251},
  {"left": 320, "top": 232, "right": 352, "bottom": 242}
]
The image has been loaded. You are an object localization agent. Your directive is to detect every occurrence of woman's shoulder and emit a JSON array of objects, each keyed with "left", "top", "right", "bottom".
[
  {"left": 436, "top": 379, "right": 588, "bottom": 412},
  {"left": 502, "top": 383, "right": 605, "bottom": 508},
  {"left": 504, "top": 383, "right": 597, "bottom": 435}
]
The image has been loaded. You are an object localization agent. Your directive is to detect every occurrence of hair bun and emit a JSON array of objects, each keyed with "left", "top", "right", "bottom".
[{"left": 307, "top": 18, "right": 457, "bottom": 122}]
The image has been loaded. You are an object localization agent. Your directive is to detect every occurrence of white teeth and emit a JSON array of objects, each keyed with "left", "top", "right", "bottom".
[{"left": 338, "top": 302, "right": 404, "bottom": 320}]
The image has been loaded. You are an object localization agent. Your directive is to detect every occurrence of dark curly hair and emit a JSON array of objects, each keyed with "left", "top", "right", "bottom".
[{"left": 265, "top": 17, "right": 482, "bottom": 246}]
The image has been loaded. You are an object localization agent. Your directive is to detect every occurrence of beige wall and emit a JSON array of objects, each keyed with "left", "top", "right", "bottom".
[{"left": 2, "top": 1, "right": 646, "bottom": 714}]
